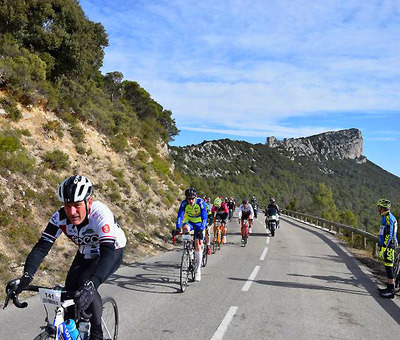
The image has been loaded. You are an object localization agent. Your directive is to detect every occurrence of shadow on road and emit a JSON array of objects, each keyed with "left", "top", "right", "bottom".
[
  {"left": 104, "top": 258, "right": 182, "bottom": 294},
  {"left": 228, "top": 276, "right": 370, "bottom": 296},
  {"left": 284, "top": 218, "right": 400, "bottom": 326}
]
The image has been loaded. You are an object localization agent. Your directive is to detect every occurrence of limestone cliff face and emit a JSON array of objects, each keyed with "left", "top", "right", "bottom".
[{"left": 265, "top": 128, "right": 365, "bottom": 162}]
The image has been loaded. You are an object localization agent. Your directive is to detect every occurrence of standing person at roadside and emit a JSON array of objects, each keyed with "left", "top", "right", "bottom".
[
  {"left": 376, "top": 199, "right": 398, "bottom": 299},
  {"left": 174, "top": 187, "right": 208, "bottom": 281},
  {"left": 10, "top": 175, "right": 127, "bottom": 340}
]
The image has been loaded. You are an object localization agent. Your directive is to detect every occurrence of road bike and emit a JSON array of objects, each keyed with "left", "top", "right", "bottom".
[
  {"left": 228, "top": 209, "right": 233, "bottom": 221},
  {"left": 240, "top": 218, "right": 249, "bottom": 246},
  {"left": 202, "top": 228, "right": 209, "bottom": 267},
  {"left": 3, "top": 280, "right": 118, "bottom": 339},
  {"left": 394, "top": 248, "right": 400, "bottom": 292},
  {"left": 173, "top": 232, "right": 196, "bottom": 293},
  {"left": 213, "top": 219, "right": 223, "bottom": 254}
]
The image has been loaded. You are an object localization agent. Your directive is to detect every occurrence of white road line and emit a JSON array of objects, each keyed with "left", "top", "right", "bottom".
[
  {"left": 266, "top": 237, "right": 270, "bottom": 244},
  {"left": 241, "top": 266, "right": 260, "bottom": 292},
  {"left": 211, "top": 306, "right": 238, "bottom": 340},
  {"left": 260, "top": 247, "right": 269, "bottom": 261}
]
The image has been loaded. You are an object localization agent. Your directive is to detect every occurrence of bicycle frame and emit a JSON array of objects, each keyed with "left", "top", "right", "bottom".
[{"left": 241, "top": 219, "right": 249, "bottom": 246}]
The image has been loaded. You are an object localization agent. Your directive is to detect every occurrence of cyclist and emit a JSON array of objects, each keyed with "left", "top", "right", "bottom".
[
  {"left": 212, "top": 197, "right": 229, "bottom": 244},
  {"left": 238, "top": 199, "right": 254, "bottom": 237},
  {"left": 376, "top": 199, "right": 398, "bottom": 298},
  {"left": 174, "top": 187, "right": 208, "bottom": 281},
  {"left": 250, "top": 195, "right": 258, "bottom": 218},
  {"left": 227, "top": 197, "right": 236, "bottom": 221},
  {"left": 265, "top": 197, "right": 280, "bottom": 227},
  {"left": 11, "top": 175, "right": 126, "bottom": 340}
]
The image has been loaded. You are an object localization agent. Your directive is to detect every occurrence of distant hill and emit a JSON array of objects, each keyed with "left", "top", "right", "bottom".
[{"left": 170, "top": 129, "right": 400, "bottom": 232}]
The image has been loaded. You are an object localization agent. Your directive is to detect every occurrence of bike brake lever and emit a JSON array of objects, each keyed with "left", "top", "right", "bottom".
[
  {"left": 12, "top": 294, "right": 28, "bottom": 308},
  {"left": 3, "top": 294, "right": 10, "bottom": 309}
]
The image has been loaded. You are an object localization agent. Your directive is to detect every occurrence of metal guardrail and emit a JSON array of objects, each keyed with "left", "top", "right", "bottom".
[{"left": 281, "top": 209, "right": 380, "bottom": 256}]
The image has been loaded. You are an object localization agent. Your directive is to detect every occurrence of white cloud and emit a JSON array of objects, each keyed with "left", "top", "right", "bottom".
[{"left": 81, "top": 0, "right": 400, "bottom": 140}]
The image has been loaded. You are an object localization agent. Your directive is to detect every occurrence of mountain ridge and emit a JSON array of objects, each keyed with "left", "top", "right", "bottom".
[{"left": 171, "top": 130, "right": 400, "bottom": 232}]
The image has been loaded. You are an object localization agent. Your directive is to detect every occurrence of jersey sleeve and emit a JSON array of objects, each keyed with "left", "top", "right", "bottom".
[
  {"left": 95, "top": 205, "right": 119, "bottom": 245},
  {"left": 176, "top": 200, "right": 187, "bottom": 229},
  {"left": 199, "top": 199, "right": 208, "bottom": 230},
  {"left": 41, "top": 210, "right": 63, "bottom": 243}
]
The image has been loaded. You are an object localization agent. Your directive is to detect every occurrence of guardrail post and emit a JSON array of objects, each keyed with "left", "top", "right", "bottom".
[
  {"left": 351, "top": 231, "right": 354, "bottom": 243},
  {"left": 374, "top": 242, "right": 379, "bottom": 257},
  {"left": 361, "top": 236, "right": 366, "bottom": 249}
]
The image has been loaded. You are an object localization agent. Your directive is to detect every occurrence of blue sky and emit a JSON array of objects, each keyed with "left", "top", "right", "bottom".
[{"left": 80, "top": 0, "right": 400, "bottom": 177}]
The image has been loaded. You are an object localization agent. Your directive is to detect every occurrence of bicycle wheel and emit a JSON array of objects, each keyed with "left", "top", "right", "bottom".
[
  {"left": 217, "top": 229, "right": 222, "bottom": 249},
  {"left": 33, "top": 331, "right": 53, "bottom": 340},
  {"left": 190, "top": 250, "right": 196, "bottom": 282},
  {"left": 212, "top": 233, "right": 218, "bottom": 254},
  {"left": 102, "top": 296, "right": 119, "bottom": 340},
  {"left": 242, "top": 222, "right": 248, "bottom": 246},
  {"left": 394, "top": 253, "right": 400, "bottom": 292},
  {"left": 202, "top": 245, "right": 208, "bottom": 267},
  {"left": 180, "top": 249, "right": 190, "bottom": 292}
]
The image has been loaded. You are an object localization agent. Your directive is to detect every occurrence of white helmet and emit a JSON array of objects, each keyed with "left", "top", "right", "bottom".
[{"left": 57, "top": 175, "right": 93, "bottom": 203}]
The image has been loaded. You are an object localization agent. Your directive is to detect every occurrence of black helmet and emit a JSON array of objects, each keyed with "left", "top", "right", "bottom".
[
  {"left": 57, "top": 175, "right": 93, "bottom": 203},
  {"left": 185, "top": 187, "right": 198, "bottom": 199},
  {"left": 242, "top": 199, "right": 248, "bottom": 204}
]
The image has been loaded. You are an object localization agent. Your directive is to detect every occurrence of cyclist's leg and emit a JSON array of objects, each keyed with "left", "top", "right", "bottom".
[
  {"left": 194, "top": 225, "right": 204, "bottom": 281},
  {"left": 64, "top": 252, "right": 103, "bottom": 339},
  {"left": 221, "top": 212, "right": 228, "bottom": 243}
]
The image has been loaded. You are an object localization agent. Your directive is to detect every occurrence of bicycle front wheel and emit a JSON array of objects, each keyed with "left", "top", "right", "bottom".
[
  {"left": 202, "top": 245, "right": 208, "bottom": 267},
  {"left": 33, "top": 331, "right": 53, "bottom": 340},
  {"left": 212, "top": 233, "right": 218, "bottom": 254},
  {"left": 102, "top": 296, "right": 119, "bottom": 340},
  {"left": 394, "top": 254, "right": 400, "bottom": 292},
  {"left": 180, "top": 249, "right": 190, "bottom": 292}
]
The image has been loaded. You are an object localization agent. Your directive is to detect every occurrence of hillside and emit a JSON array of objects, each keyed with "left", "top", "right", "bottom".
[
  {"left": 0, "top": 99, "right": 184, "bottom": 292},
  {"left": 170, "top": 132, "right": 400, "bottom": 232},
  {"left": 0, "top": 0, "right": 185, "bottom": 298}
]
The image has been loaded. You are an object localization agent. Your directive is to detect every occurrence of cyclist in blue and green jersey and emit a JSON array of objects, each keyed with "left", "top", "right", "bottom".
[
  {"left": 174, "top": 187, "right": 208, "bottom": 281},
  {"left": 376, "top": 199, "right": 398, "bottom": 298}
]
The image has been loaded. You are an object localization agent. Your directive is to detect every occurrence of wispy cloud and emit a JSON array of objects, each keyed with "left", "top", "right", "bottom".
[{"left": 80, "top": 0, "right": 400, "bottom": 175}]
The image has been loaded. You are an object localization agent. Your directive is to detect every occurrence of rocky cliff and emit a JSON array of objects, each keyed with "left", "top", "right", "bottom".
[{"left": 265, "top": 128, "right": 365, "bottom": 163}]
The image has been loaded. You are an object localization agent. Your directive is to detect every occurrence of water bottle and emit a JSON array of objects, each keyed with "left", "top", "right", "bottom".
[
  {"left": 65, "top": 319, "right": 80, "bottom": 340},
  {"left": 78, "top": 320, "right": 90, "bottom": 340}
]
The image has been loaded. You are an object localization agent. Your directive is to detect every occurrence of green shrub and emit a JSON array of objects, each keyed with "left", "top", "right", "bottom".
[
  {"left": 0, "top": 128, "right": 21, "bottom": 152},
  {"left": 110, "top": 135, "right": 128, "bottom": 153},
  {"left": 42, "top": 150, "right": 69, "bottom": 170},
  {"left": 43, "top": 120, "right": 64, "bottom": 138},
  {"left": 4, "top": 223, "right": 39, "bottom": 246},
  {"left": 152, "top": 156, "right": 170, "bottom": 177},
  {"left": 20, "top": 129, "right": 31, "bottom": 137},
  {"left": 0, "top": 96, "right": 22, "bottom": 121},
  {"left": 1, "top": 149, "right": 36, "bottom": 174},
  {"left": 70, "top": 124, "right": 85, "bottom": 144}
]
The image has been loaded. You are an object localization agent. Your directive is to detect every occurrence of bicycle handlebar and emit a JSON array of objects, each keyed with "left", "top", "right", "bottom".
[{"left": 3, "top": 284, "right": 92, "bottom": 319}]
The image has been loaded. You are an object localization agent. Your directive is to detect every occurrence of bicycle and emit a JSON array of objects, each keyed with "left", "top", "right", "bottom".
[
  {"left": 3, "top": 280, "right": 118, "bottom": 339},
  {"left": 202, "top": 228, "right": 209, "bottom": 267},
  {"left": 240, "top": 218, "right": 249, "bottom": 247},
  {"left": 394, "top": 247, "right": 400, "bottom": 292},
  {"left": 173, "top": 232, "right": 196, "bottom": 293},
  {"left": 213, "top": 219, "right": 223, "bottom": 254}
]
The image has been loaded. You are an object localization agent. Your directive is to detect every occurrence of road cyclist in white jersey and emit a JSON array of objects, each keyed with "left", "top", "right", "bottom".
[
  {"left": 9, "top": 175, "right": 126, "bottom": 340},
  {"left": 238, "top": 199, "right": 254, "bottom": 235}
]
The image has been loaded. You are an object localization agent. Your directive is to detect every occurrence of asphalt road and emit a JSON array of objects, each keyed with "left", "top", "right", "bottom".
[{"left": 1, "top": 215, "right": 400, "bottom": 339}]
